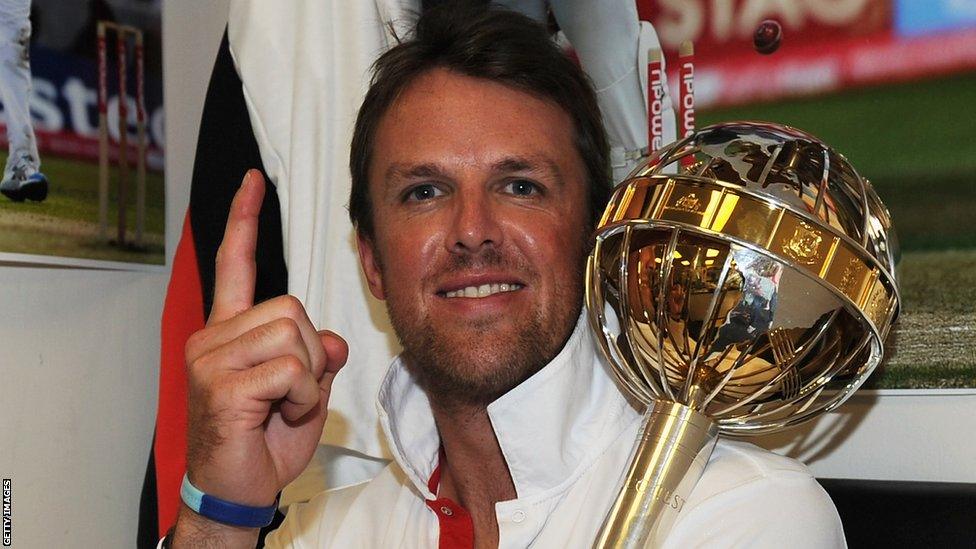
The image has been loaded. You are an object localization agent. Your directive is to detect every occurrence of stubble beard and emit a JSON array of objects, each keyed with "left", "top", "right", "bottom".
[{"left": 383, "top": 248, "right": 585, "bottom": 410}]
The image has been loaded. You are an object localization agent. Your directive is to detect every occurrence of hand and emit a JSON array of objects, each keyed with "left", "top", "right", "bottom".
[{"left": 183, "top": 170, "right": 348, "bottom": 508}]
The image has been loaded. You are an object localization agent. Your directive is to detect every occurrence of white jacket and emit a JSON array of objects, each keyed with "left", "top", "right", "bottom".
[{"left": 267, "top": 316, "right": 846, "bottom": 548}]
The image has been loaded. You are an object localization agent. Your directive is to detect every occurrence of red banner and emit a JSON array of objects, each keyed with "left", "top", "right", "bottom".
[
  {"left": 0, "top": 125, "right": 164, "bottom": 172},
  {"left": 636, "top": 0, "right": 976, "bottom": 107},
  {"left": 692, "top": 26, "right": 976, "bottom": 108},
  {"left": 637, "top": 0, "right": 893, "bottom": 60}
]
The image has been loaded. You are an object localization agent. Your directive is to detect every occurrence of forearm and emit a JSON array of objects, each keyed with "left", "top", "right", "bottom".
[{"left": 169, "top": 504, "right": 261, "bottom": 549}]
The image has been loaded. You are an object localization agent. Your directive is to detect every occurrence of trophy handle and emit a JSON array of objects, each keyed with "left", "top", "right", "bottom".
[{"left": 594, "top": 400, "right": 718, "bottom": 549}]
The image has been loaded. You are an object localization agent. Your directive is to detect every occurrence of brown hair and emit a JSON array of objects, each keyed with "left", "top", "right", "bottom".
[{"left": 348, "top": 3, "right": 611, "bottom": 239}]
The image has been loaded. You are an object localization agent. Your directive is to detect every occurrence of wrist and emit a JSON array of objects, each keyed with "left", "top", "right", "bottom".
[
  {"left": 183, "top": 463, "right": 279, "bottom": 508},
  {"left": 171, "top": 503, "right": 261, "bottom": 549},
  {"left": 180, "top": 473, "right": 279, "bottom": 528}
]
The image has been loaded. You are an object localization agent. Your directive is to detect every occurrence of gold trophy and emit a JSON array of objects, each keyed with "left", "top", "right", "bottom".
[{"left": 587, "top": 122, "right": 900, "bottom": 548}]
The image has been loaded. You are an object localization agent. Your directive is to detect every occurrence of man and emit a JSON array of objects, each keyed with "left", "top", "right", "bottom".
[
  {"left": 169, "top": 5, "right": 844, "bottom": 548},
  {"left": 0, "top": 0, "right": 49, "bottom": 202},
  {"left": 206, "top": 0, "right": 670, "bottom": 514}
]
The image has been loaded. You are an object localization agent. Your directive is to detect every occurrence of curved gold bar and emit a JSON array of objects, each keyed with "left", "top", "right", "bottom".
[{"left": 599, "top": 176, "right": 898, "bottom": 335}]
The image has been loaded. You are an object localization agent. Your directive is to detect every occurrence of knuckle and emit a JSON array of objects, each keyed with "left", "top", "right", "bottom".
[
  {"left": 245, "top": 319, "right": 279, "bottom": 346},
  {"left": 186, "top": 351, "right": 212, "bottom": 379},
  {"left": 270, "top": 316, "right": 303, "bottom": 342},
  {"left": 184, "top": 329, "right": 209, "bottom": 361},
  {"left": 242, "top": 318, "right": 303, "bottom": 355},
  {"left": 279, "top": 355, "right": 306, "bottom": 378},
  {"left": 241, "top": 324, "right": 267, "bottom": 347},
  {"left": 277, "top": 294, "right": 307, "bottom": 321}
]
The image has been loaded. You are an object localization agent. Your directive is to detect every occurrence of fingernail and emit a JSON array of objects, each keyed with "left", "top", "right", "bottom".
[{"left": 242, "top": 170, "right": 253, "bottom": 189}]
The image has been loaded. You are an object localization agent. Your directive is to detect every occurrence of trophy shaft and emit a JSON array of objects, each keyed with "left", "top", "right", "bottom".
[{"left": 594, "top": 400, "right": 718, "bottom": 549}]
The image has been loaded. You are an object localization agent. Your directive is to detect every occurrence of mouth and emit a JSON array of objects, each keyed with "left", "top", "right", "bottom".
[
  {"left": 441, "top": 282, "right": 525, "bottom": 299},
  {"left": 436, "top": 275, "right": 527, "bottom": 300}
]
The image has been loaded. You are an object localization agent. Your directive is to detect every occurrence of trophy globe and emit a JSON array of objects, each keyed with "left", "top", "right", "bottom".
[{"left": 588, "top": 122, "right": 900, "bottom": 548}]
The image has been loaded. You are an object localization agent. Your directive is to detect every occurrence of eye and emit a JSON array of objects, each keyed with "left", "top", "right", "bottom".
[
  {"left": 504, "top": 179, "right": 541, "bottom": 197},
  {"left": 404, "top": 184, "right": 444, "bottom": 202}
]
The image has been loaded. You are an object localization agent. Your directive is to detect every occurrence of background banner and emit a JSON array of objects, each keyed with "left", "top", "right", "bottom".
[{"left": 638, "top": 0, "right": 976, "bottom": 107}]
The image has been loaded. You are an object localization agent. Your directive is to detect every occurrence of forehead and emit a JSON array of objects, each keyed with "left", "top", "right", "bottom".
[{"left": 370, "top": 68, "right": 581, "bottom": 182}]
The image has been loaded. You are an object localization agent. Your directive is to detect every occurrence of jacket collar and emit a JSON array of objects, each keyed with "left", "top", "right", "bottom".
[{"left": 376, "top": 313, "right": 640, "bottom": 500}]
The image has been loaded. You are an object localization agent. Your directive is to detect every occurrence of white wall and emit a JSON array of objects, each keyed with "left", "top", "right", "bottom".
[
  {"left": 162, "top": 0, "right": 231, "bottom": 255},
  {"left": 0, "top": 2, "right": 228, "bottom": 547},
  {"left": 0, "top": 267, "right": 164, "bottom": 547},
  {"left": 759, "top": 390, "right": 976, "bottom": 482}
]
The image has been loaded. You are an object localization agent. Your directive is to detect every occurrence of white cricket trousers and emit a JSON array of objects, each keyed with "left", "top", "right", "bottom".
[
  {"left": 493, "top": 0, "right": 671, "bottom": 181},
  {"left": 0, "top": 0, "right": 39, "bottom": 180}
]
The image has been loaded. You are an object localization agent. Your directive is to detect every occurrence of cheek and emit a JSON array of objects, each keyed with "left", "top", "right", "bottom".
[
  {"left": 552, "top": 215, "right": 590, "bottom": 277},
  {"left": 514, "top": 218, "right": 588, "bottom": 285},
  {"left": 376, "top": 220, "right": 445, "bottom": 293}
]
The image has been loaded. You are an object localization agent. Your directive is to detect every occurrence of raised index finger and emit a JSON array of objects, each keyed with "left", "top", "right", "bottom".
[{"left": 209, "top": 169, "right": 265, "bottom": 324}]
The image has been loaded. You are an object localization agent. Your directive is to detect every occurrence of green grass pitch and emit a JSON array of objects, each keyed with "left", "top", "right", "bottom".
[
  {"left": 0, "top": 152, "right": 165, "bottom": 265},
  {"left": 700, "top": 72, "right": 976, "bottom": 389}
]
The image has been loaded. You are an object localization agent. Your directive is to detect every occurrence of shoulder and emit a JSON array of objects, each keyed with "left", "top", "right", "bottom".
[
  {"left": 664, "top": 440, "right": 846, "bottom": 549},
  {"left": 265, "top": 464, "right": 415, "bottom": 548},
  {"left": 696, "top": 438, "right": 821, "bottom": 496}
]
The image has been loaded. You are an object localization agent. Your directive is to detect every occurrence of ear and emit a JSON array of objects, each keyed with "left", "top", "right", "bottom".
[{"left": 356, "top": 231, "right": 386, "bottom": 300}]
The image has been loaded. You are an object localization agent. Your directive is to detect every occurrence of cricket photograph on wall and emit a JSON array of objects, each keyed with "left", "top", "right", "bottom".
[
  {"left": 0, "top": 0, "right": 163, "bottom": 267},
  {"left": 637, "top": 0, "right": 976, "bottom": 390}
]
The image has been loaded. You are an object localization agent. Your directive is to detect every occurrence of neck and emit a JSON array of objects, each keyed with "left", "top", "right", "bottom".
[{"left": 431, "top": 400, "right": 516, "bottom": 549}]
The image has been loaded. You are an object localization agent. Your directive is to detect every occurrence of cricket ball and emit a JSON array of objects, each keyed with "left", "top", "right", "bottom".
[{"left": 753, "top": 20, "right": 782, "bottom": 55}]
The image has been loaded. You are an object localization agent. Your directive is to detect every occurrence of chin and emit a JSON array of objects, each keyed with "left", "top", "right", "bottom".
[
  {"left": 398, "top": 316, "right": 551, "bottom": 406},
  {"left": 389, "top": 286, "right": 584, "bottom": 406}
]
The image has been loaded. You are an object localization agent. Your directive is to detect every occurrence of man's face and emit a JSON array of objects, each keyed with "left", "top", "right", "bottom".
[{"left": 358, "top": 68, "right": 590, "bottom": 407}]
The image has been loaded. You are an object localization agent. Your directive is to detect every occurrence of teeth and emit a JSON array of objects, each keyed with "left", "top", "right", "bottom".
[{"left": 445, "top": 283, "right": 523, "bottom": 299}]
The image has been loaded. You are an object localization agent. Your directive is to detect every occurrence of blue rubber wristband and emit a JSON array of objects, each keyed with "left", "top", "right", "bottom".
[{"left": 180, "top": 474, "right": 278, "bottom": 528}]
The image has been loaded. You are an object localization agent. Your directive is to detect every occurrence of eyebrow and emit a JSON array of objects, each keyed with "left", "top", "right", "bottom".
[
  {"left": 385, "top": 163, "right": 443, "bottom": 183},
  {"left": 384, "top": 155, "right": 564, "bottom": 186}
]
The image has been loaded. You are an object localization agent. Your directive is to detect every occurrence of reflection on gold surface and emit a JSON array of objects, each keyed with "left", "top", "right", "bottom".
[
  {"left": 600, "top": 177, "right": 896, "bottom": 327},
  {"left": 719, "top": 195, "right": 779, "bottom": 246},
  {"left": 618, "top": 236, "right": 800, "bottom": 405}
]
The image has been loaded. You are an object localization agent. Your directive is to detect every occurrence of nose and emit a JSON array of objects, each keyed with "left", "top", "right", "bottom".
[{"left": 447, "top": 190, "right": 503, "bottom": 254}]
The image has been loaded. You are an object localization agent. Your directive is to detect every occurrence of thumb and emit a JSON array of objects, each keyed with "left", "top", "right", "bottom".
[
  {"left": 315, "top": 331, "right": 347, "bottom": 421},
  {"left": 318, "top": 329, "right": 349, "bottom": 378}
]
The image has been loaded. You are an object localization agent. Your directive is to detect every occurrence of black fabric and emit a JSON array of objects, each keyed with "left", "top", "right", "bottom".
[
  {"left": 137, "top": 29, "right": 288, "bottom": 547},
  {"left": 423, "top": 0, "right": 489, "bottom": 13},
  {"left": 185, "top": 28, "right": 288, "bottom": 545},
  {"left": 820, "top": 478, "right": 976, "bottom": 548},
  {"left": 257, "top": 510, "right": 287, "bottom": 548},
  {"left": 136, "top": 434, "right": 158, "bottom": 549},
  {"left": 188, "top": 31, "right": 288, "bottom": 319}
]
